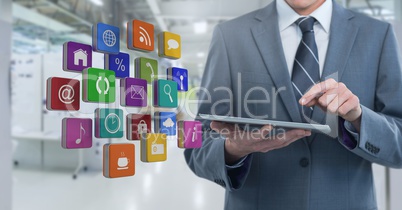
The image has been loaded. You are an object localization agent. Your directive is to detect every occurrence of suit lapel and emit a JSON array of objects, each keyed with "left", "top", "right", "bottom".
[
  {"left": 251, "top": 4, "right": 302, "bottom": 123},
  {"left": 250, "top": 2, "right": 359, "bottom": 143},
  {"left": 310, "top": 2, "right": 359, "bottom": 126}
]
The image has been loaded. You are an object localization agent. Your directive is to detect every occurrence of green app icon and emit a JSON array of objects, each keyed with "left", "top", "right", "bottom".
[
  {"left": 135, "top": 57, "right": 158, "bottom": 83},
  {"left": 154, "top": 80, "right": 178, "bottom": 108},
  {"left": 83, "top": 68, "right": 115, "bottom": 103},
  {"left": 95, "top": 108, "right": 123, "bottom": 138}
]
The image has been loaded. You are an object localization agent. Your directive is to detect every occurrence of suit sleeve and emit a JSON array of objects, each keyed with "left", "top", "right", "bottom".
[
  {"left": 184, "top": 25, "right": 253, "bottom": 191},
  {"left": 339, "top": 24, "right": 402, "bottom": 168}
]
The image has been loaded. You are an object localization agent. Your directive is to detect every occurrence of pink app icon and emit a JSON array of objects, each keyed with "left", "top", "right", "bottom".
[
  {"left": 62, "top": 118, "right": 93, "bottom": 149},
  {"left": 178, "top": 121, "right": 202, "bottom": 149}
]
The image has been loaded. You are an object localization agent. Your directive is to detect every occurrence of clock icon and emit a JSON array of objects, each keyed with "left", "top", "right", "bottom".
[{"left": 105, "top": 113, "right": 121, "bottom": 134}]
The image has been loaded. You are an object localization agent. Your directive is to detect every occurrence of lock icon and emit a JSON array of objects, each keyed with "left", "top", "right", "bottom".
[{"left": 138, "top": 120, "right": 148, "bottom": 134}]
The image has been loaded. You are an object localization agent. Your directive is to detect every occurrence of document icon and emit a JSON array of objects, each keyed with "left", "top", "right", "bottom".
[
  {"left": 130, "top": 85, "right": 145, "bottom": 100},
  {"left": 151, "top": 144, "right": 164, "bottom": 155},
  {"left": 140, "top": 133, "right": 167, "bottom": 162}
]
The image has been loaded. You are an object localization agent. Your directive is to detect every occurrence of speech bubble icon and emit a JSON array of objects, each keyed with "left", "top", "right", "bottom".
[{"left": 167, "top": 39, "right": 179, "bottom": 50}]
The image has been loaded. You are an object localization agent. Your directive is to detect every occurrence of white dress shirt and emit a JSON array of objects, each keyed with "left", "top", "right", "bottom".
[
  {"left": 276, "top": 0, "right": 333, "bottom": 77},
  {"left": 227, "top": 1, "right": 334, "bottom": 168}
]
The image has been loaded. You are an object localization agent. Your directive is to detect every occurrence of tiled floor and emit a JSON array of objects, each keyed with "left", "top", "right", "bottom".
[
  {"left": 12, "top": 144, "right": 225, "bottom": 210},
  {"left": 12, "top": 140, "right": 388, "bottom": 210}
]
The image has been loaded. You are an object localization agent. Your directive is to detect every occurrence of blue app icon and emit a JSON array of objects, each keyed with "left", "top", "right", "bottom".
[
  {"left": 156, "top": 112, "right": 176, "bottom": 136},
  {"left": 93, "top": 23, "right": 120, "bottom": 54},
  {"left": 105, "top": 52, "right": 130, "bottom": 78},
  {"left": 168, "top": 67, "right": 188, "bottom": 91}
]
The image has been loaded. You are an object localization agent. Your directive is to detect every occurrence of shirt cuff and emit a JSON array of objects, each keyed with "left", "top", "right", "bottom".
[
  {"left": 344, "top": 120, "right": 360, "bottom": 139},
  {"left": 338, "top": 117, "right": 358, "bottom": 149},
  {"left": 226, "top": 155, "right": 249, "bottom": 169},
  {"left": 225, "top": 155, "right": 251, "bottom": 190}
]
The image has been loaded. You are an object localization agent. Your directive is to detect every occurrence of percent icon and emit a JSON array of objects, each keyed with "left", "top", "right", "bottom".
[{"left": 115, "top": 58, "right": 126, "bottom": 71}]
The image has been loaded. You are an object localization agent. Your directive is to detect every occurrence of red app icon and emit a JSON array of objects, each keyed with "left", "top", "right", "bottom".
[
  {"left": 46, "top": 77, "right": 80, "bottom": 111},
  {"left": 126, "top": 114, "right": 151, "bottom": 140},
  {"left": 127, "top": 20, "right": 154, "bottom": 52}
]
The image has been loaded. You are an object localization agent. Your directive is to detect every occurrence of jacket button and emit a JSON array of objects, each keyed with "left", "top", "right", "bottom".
[{"left": 300, "top": 158, "right": 309, "bottom": 167}]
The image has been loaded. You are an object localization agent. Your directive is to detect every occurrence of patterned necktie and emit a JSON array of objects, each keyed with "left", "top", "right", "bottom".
[{"left": 291, "top": 17, "right": 320, "bottom": 121}]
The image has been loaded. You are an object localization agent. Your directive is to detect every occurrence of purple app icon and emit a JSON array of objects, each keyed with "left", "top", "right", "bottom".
[
  {"left": 62, "top": 118, "right": 92, "bottom": 149},
  {"left": 63, "top": 41, "right": 92, "bottom": 72},
  {"left": 120, "top": 78, "right": 147, "bottom": 107},
  {"left": 182, "top": 121, "right": 202, "bottom": 148}
]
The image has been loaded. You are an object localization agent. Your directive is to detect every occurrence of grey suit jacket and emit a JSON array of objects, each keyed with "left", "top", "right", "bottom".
[{"left": 184, "top": 1, "right": 402, "bottom": 209}]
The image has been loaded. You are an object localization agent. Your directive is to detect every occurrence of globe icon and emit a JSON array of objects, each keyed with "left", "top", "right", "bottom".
[{"left": 103, "top": 30, "right": 116, "bottom": 47}]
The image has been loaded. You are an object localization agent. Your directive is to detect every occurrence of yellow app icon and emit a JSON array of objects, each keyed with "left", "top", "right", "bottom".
[
  {"left": 140, "top": 133, "right": 167, "bottom": 162},
  {"left": 158, "top": 32, "right": 181, "bottom": 59}
]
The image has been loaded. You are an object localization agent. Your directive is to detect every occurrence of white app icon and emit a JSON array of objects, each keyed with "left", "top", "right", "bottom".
[
  {"left": 96, "top": 76, "right": 110, "bottom": 94},
  {"left": 139, "top": 26, "right": 152, "bottom": 47},
  {"left": 130, "top": 85, "right": 145, "bottom": 100},
  {"left": 151, "top": 144, "right": 164, "bottom": 155},
  {"left": 75, "top": 123, "right": 86, "bottom": 145},
  {"left": 145, "top": 62, "right": 155, "bottom": 78},
  {"left": 103, "top": 30, "right": 117, "bottom": 47},
  {"left": 105, "top": 113, "right": 121, "bottom": 134},
  {"left": 73, "top": 49, "right": 88, "bottom": 67},
  {"left": 162, "top": 118, "right": 174, "bottom": 128},
  {"left": 117, "top": 152, "right": 130, "bottom": 170},
  {"left": 58, "top": 84, "right": 75, "bottom": 104},
  {"left": 167, "top": 39, "right": 179, "bottom": 50},
  {"left": 138, "top": 120, "right": 148, "bottom": 133},
  {"left": 163, "top": 84, "right": 173, "bottom": 103},
  {"left": 176, "top": 71, "right": 187, "bottom": 90}
]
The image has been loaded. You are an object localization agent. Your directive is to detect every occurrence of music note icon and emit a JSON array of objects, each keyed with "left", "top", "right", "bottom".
[
  {"left": 75, "top": 123, "right": 86, "bottom": 144},
  {"left": 62, "top": 118, "right": 93, "bottom": 149}
]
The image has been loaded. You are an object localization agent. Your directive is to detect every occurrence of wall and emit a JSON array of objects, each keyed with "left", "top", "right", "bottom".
[
  {"left": 390, "top": 169, "right": 402, "bottom": 210},
  {"left": 0, "top": 0, "right": 13, "bottom": 209}
]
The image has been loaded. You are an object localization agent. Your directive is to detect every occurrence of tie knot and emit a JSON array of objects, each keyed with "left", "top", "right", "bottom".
[{"left": 296, "top": 17, "right": 316, "bottom": 33}]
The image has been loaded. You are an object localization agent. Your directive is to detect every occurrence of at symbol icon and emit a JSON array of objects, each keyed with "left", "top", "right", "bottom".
[{"left": 58, "top": 85, "right": 75, "bottom": 104}]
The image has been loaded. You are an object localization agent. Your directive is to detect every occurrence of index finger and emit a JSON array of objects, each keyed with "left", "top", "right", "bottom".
[{"left": 300, "top": 78, "right": 338, "bottom": 105}]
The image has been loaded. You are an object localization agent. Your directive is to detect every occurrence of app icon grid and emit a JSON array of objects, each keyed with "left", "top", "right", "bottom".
[{"left": 45, "top": 19, "right": 200, "bottom": 178}]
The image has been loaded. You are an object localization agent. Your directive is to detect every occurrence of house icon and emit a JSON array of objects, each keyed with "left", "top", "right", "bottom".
[{"left": 73, "top": 49, "right": 88, "bottom": 66}]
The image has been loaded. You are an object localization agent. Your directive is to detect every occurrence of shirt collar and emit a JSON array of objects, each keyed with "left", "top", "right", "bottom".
[{"left": 276, "top": 0, "right": 332, "bottom": 33}]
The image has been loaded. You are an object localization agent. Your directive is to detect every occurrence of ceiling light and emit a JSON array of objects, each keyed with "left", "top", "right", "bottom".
[
  {"left": 193, "top": 21, "right": 207, "bottom": 34},
  {"left": 90, "top": 0, "right": 103, "bottom": 6},
  {"left": 197, "top": 52, "right": 205, "bottom": 58}
]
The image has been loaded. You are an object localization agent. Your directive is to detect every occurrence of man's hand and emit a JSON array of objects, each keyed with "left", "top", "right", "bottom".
[
  {"left": 300, "top": 78, "right": 362, "bottom": 132},
  {"left": 210, "top": 121, "right": 311, "bottom": 165}
]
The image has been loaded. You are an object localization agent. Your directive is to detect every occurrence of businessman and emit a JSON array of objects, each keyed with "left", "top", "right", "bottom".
[{"left": 185, "top": 0, "right": 402, "bottom": 209}]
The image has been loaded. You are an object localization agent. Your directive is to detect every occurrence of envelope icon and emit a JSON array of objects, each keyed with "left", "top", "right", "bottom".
[{"left": 130, "top": 85, "right": 145, "bottom": 100}]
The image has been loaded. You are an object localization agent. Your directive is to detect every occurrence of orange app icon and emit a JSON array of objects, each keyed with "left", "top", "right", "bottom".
[
  {"left": 127, "top": 20, "right": 154, "bottom": 52},
  {"left": 103, "top": 143, "right": 135, "bottom": 178}
]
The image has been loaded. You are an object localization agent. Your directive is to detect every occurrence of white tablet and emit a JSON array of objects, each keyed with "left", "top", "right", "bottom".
[{"left": 198, "top": 114, "right": 331, "bottom": 134}]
